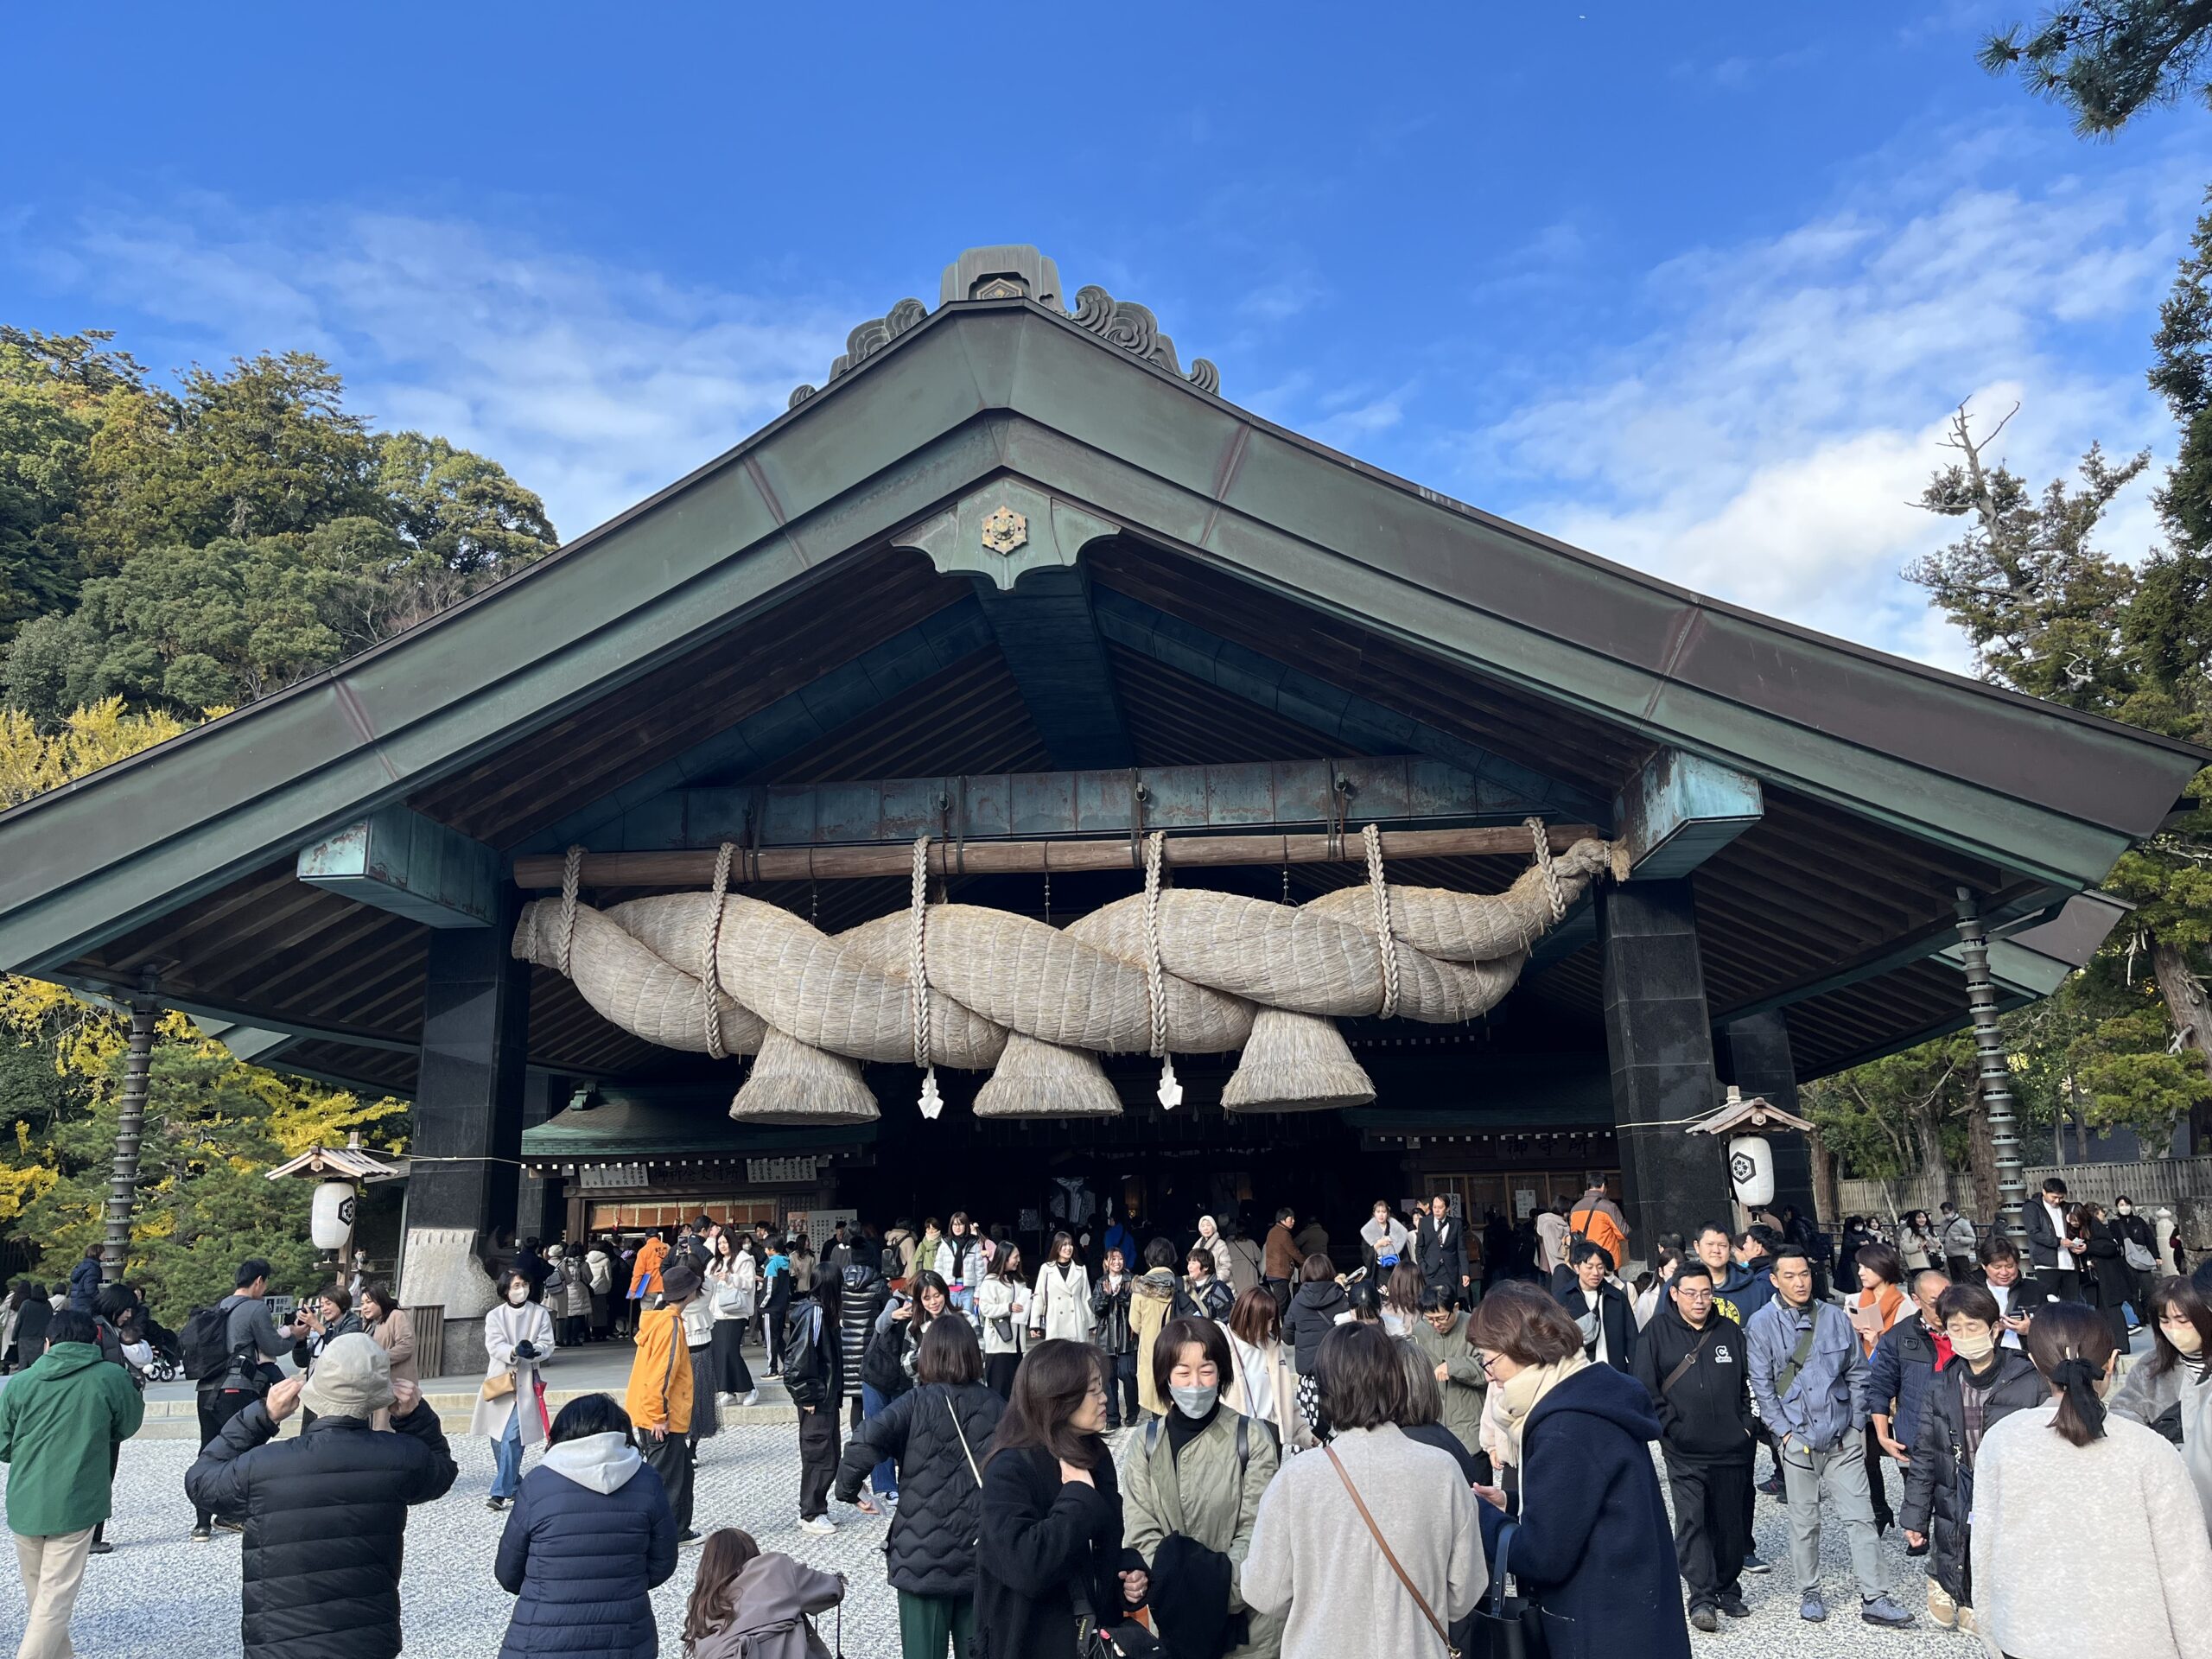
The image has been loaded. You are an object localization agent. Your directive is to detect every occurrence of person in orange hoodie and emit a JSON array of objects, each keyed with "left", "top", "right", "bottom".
[
  {"left": 628, "top": 1231, "right": 670, "bottom": 1302},
  {"left": 626, "top": 1258, "right": 700, "bottom": 1543}
]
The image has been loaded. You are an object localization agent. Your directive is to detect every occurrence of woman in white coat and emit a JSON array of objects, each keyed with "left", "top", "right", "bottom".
[
  {"left": 976, "top": 1241, "right": 1032, "bottom": 1399},
  {"left": 474, "top": 1268, "right": 556, "bottom": 1512},
  {"left": 1195, "top": 1215, "right": 1236, "bottom": 1284},
  {"left": 1031, "top": 1231, "right": 1094, "bottom": 1344}
]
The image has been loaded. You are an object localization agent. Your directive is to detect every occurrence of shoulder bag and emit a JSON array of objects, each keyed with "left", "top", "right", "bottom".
[
  {"left": 1466, "top": 1518, "right": 1547, "bottom": 1659},
  {"left": 481, "top": 1306, "right": 519, "bottom": 1401},
  {"left": 1324, "top": 1443, "right": 1460, "bottom": 1657}
]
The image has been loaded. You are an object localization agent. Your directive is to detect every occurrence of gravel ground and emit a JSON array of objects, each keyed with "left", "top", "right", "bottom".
[{"left": 3, "top": 1425, "right": 1958, "bottom": 1656}]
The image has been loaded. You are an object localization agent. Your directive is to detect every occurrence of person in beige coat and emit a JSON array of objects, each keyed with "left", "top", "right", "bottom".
[
  {"left": 474, "top": 1268, "right": 556, "bottom": 1510},
  {"left": 359, "top": 1285, "right": 416, "bottom": 1433},
  {"left": 1123, "top": 1318, "right": 1284, "bottom": 1659}
]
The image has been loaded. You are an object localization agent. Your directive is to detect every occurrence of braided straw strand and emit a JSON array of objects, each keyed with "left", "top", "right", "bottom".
[
  {"left": 911, "top": 836, "right": 943, "bottom": 1119},
  {"left": 1363, "top": 822, "right": 1401, "bottom": 1020},
  {"left": 558, "top": 845, "right": 585, "bottom": 980},
  {"left": 699, "top": 842, "right": 735, "bottom": 1059}
]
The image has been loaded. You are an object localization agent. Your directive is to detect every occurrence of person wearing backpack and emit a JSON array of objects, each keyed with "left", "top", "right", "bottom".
[
  {"left": 1745, "top": 1246, "right": 1913, "bottom": 1629},
  {"left": 184, "top": 1257, "right": 294, "bottom": 1542},
  {"left": 1567, "top": 1181, "right": 1628, "bottom": 1274},
  {"left": 1122, "top": 1316, "right": 1282, "bottom": 1659},
  {"left": 1632, "top": 1261, "right": 1756, "bottom": 1632}
]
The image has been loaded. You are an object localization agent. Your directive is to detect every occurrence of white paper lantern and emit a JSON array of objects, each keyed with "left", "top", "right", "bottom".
[
  {"left": 1726, "top": 1135, "right": 1775, "bottom": 1209},
  {"left": 311, "top": 1179, "right": 359, "bottom": 1252}
]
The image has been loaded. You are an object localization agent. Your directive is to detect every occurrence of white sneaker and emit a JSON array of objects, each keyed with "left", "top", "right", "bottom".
[
  {"left": 716, "top": 1392, "right": 734, "bottom": 1406},
  {"left": 798, "top": 1516, "right": 837, "bottom": 1535},
  {"left": 741, "top": 1389, "right": 760, "bottom": 1408}
]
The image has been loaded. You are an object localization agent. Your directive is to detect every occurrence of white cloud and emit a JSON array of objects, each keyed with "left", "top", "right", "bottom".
[
  {"left": 1455, "top": 137, "right": 2209, "bottom": 664},
  {"left": 7, "top": 201, "right": 848, "bottom": 541}
]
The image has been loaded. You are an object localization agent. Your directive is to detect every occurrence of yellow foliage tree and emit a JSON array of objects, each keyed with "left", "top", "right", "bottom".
[{"left": 0, "top": 701, "right": 406, "bottom": 1310}]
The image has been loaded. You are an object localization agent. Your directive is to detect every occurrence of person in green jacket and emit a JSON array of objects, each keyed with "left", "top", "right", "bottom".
[
  {"left": 0, "top": 1307, "right": 145, "bottom": 1657},
  {"left": 1122, "top": 1316, "right": 1283, "bottom": 1659},
  {"left": 1404, "top": 1287, "right": 1488, "bottom": 1469}
]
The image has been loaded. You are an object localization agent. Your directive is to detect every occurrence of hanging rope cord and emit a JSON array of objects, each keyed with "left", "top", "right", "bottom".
[
  {"left": 1141, "top": 830, "right": 1182, "bottom": 1108},
  {"left": 912, "top": 836, "right": 943, "bottom": 1117},
  {"left": 699, "top": 842, "right": 736, "bottom": 1059},
  {"left": 1527, "top": 816, "right": 1568, "bottom": 925},
  {"left": 1363, "top": 822, "right": 1400, "bottom": 1020}
]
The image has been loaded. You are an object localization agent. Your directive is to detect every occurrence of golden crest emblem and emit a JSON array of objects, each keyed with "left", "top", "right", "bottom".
[{"left": 981, "top": 505, "right": 1028, "bottom": 556}]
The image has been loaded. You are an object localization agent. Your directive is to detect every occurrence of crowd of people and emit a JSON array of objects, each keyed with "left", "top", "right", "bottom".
[{"left": 3, "top": 1180, "right": 2210, "bottom": 1659}]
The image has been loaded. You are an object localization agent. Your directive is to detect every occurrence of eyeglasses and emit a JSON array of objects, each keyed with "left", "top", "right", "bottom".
[{"left": 1676, "top": 1287, "right": 1715, "bottom": 1300}]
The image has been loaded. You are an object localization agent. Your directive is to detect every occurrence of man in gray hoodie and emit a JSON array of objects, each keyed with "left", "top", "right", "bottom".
[{"left": 1745, "top": 1245, "right": 1911, "bottom": 1628}]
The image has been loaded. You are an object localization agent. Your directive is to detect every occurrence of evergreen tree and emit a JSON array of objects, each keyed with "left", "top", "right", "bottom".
[{"left": 1983, "top": 2, "right": 2212, "bottom": 134}]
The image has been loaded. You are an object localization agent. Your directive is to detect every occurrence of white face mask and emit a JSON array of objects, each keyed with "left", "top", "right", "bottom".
[
  {"left": 2117, "top": 1203, "right": 2133, "bottom": 1215},
  {"left": 507, "top": 1286, "right": 530, "bottom": 1306}
]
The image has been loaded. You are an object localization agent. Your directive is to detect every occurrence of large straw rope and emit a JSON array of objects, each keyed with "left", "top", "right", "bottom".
[{"left": 512, "top": 829, "right": 1615, "bottom": 1123}]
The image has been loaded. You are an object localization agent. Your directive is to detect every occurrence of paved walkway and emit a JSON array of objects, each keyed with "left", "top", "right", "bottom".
[{"left": 3, "top": 1420, "right": 1955, "bottom": 1658}]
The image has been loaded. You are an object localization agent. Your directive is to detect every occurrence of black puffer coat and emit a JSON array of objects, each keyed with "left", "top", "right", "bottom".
[
  {"left": 184, "top": 1401, "right": 459, "bottom": 1659},
  {"left": 839, "top": 1266, "right": 888, "bottom": 1405},
  {"left": 1282, "top": 1281, "right": 1349, "bottom": 1375},
  {"left": 1898, "top": 1350, "right": 2045, "bottom": 1606},
  {"left": 833, "top": 1381, "right": 1006, "bottom": 1595}
]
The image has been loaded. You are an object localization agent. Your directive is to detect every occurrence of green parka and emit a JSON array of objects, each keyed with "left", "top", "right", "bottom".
[
  {"left": 1122, "top": 1408, "right": 1284, "bottom": 1659},
  {"left": 1403, "top": 1309, "right": 1487, "bottom": 1459},
  {"left": 0, "top": 1339, "right": 144, "bottom": 1535}
]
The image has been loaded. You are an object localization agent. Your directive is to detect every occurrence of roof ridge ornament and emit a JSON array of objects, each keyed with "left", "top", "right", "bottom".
[{"left": 788, "top": 245, "right": 1218, "bottom": 409}]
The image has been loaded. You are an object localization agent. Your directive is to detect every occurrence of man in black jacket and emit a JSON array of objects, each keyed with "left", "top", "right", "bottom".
[
  {"left": 839, "top": 1243, "right": 890, "bottom": 1432},
  {"left": 1414, "top": 1195, "right": 1471, "bottom": 1309},
  {"left": 191, "top": 1258, "right": 295, "bottom": 1541},
  {"left": 1554, "top": 1241, "right": 1637, "bottom": 1371},
  {"left": 1631, "top": 1261, "right": 1755, "bottom": 1631},
  {"left": 186, "top": 1333, "right": 457, "bottom": 1659},
  {"left": 1091, "top": 1246, "right": 1139, "bottom": 1428},
  {"left": 2020, "top": 1176, "right": 2085, "bottom": 1301}
]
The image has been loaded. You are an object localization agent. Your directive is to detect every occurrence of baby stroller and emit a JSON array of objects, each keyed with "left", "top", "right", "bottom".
[{"left": 136, "top": 1313, "right": 182, "bottom": 1382}]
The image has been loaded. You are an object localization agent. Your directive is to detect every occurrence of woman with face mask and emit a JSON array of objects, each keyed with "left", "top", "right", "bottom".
[
  {"left": 1970, "top": 1300, "right": 2212, "bottom": 1659},
  {"left": 1121, "top": 1316, "right": 1283, "bottom": 1659},
  {"left": 2112, "top": 1196, "right": 2162, "bottom": 1331},
  {"left": 474, "top": 1268, "right": 558, "bottom": 1511},
  {"left": 2110, "top": 1273, "right": 2212, "bottom": 1535},
  {"left": 1897, "top": 1283, "right": 2046, "bottom": 1634}
]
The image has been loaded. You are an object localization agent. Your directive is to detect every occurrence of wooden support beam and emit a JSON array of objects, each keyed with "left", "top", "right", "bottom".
[
  {"left": 298, "top": 806, "right": 504, "bottom": 928},
  {"left": 513, "top": 823, "right": 1604, "bottom": 889},
  {"left": 579, "top": 755, "right": 1560, "bottom": 855}
]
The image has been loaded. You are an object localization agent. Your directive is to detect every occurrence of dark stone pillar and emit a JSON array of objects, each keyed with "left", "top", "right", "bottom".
[
  {"left": 1721, "top": 1012, "right": 1817, "bottom": 1225},
  {"left": 517, "top": 1070, "right": 567, "bottom": 1245},
  {"left": 399, "top": 899, "right": 529, "bottom": 1377},
  {"left": 1600, "top": 880, "right": 1733, "bottom": 1259}
]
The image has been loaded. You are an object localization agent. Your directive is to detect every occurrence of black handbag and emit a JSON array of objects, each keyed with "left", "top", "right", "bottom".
[{"left": 1467, "top": 1520, "right": 1546, "bottom": 1659}]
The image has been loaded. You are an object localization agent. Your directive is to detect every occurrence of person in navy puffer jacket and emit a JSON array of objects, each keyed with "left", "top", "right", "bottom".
[{"left": 496, "top": 1392, "right": 677, "bottom": 1659}]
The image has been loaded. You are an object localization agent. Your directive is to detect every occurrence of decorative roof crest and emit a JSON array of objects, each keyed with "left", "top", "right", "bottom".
[{"left": 789, "top": 245, "right": 1218, "bottom": 409}]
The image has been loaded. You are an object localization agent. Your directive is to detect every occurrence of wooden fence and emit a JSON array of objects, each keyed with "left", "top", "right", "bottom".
[{"left": 1838, "top": 1156, "right": 2212, "bottom": 1226}]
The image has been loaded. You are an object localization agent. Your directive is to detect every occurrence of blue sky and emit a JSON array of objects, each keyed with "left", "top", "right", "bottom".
[{"left": 9, "top": 4, "right": 2212, "bottom": 669}]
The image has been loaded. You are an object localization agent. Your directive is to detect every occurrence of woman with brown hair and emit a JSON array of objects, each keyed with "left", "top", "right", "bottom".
[
  {"left": 359, "top": 1285, "right": 416, "bottom": 1432},
  {"left": 835, "top": 1315, "right": 1006, "bottom": 1658},
  {"left": 2109, "top": 1272, "right": 2212, "bottom": 1534},
  {"left": 1381, "top": 1262, "right": 1424, "bottom": 1340},
  {"left": 680, "top": 1527, "right": 845, "bottom": 1658},
  {"left": 1846, "top": 1242, "right": 1907, "bottom": 1535},
  {"left": 974, "top": 1338, "right": 1124, "bottom": 1659},
  {"left": 2075, "top": 1200, "right": 2136, "bottom": 1357},
  {"left": 1970, "top": 1300, "right": 2212, "bottom": 1659},
  {"left": 1465, "top": 1281, "right": 1688, "bottom": 1659},
  {"left": 1223, "top": 1286, "right": 1306, "bottom": 1453},
  {"left": 1242, "top": 1320, "right": 1478, "bottom": 1659}
]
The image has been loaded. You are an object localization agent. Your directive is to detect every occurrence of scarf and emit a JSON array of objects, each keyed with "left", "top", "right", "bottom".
[{"left": 1491, "top": 1351, "right": 1592, "bottom": 1465}]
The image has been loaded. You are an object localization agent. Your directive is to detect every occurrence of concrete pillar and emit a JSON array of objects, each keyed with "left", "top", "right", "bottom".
[
  {"left": 1600, "top": 880, "right": 1733, "bottom": 1259},
  {"left": 397, "top": 899, "right": 528, "bottom": 1377},
  {"left": 1720, "top": 1011, "right": 1817, "bottom": 1225}
]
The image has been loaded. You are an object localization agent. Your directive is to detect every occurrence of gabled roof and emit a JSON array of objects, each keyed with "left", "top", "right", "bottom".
[{"left": 0, "top": 246, "right": 2198, "bottom": 1090}]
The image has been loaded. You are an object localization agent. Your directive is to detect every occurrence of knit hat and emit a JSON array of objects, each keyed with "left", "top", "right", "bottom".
[
  {"left": 299, "top": 1331, "right": 394, "bottom": 1421},
  {"left": 660, "top": 1260, "right": 702, "bottom": 1303}
]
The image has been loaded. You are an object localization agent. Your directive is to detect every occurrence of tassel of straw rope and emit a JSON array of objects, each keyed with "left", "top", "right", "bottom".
[
  {"left": 912, "top": 836, "right": 943, "bottom": 1120},
  {"left": 1363, "top": 822, "right": 1400, "bottom": 1020},
  {"left": 699, "top": 842, "right": 735, "bottom": 1059},
  {"left": 1143, "top": 830, "right": 1182, "bottom": 1109},
  {"left": 558, "top": 845, "right": 585, "bottom": 980}
]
